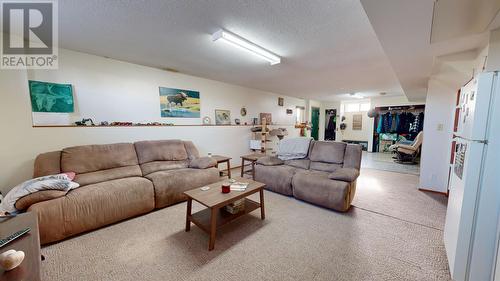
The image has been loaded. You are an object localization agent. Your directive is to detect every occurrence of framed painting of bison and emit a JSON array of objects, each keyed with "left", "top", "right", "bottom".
[{"left": 159, "top": 87, "right": 200, "bottom": 118}]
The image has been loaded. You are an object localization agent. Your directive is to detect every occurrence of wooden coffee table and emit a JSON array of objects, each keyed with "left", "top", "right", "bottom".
[
  {"left": 183, "top": 177, "right": 265, "bottom": 251},
  {"left": 0, "top": 212, "right": 41, "bottom": 281}
]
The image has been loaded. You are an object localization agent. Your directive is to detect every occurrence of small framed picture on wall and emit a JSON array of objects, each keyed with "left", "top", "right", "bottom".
[
  {"left": 215, "top": 109, "right": 231, "bottom": 125},
  {"left": 278, "top": 97, "right": 284, "bottom": 106}
]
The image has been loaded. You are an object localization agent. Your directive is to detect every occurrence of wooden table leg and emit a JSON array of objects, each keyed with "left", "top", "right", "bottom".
[
  {"left": 227, "top": 160, "right": 231, "bottom": 178},
  {"left": 209, "top": 207, "right": 217, "bottom": 251},
  {"left": 240, "top": 158, "right": 245, "bottom": 177},
  {"left": 185, "top": 198, "right": 192, "bottom": 232},
  {"left": 259, "top": 189, "right": 265, "bottom": 220},
  {"left": 252, "top": 161, "right": 256, "bottom": 180}
]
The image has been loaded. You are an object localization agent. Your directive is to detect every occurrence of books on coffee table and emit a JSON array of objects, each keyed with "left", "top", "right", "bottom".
[
  {"left": 230, "top": 182, "right": 249, "bottom": 191},
  {"left": 224, "top": 198, "right": 246, "bottom": 214}
]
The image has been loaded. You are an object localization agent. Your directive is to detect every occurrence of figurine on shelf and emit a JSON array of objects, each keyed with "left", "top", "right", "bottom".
[
  {"left": 75, "top": 118, "right": 95, "bottom": 126},
  {"left": 110, "top": 122, "right": 133, "bottom": 126}
]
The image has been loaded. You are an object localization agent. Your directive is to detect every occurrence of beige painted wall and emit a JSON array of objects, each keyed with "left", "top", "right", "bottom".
[{"left": 0, "top": 49, "right": 305, "bottom": 195}]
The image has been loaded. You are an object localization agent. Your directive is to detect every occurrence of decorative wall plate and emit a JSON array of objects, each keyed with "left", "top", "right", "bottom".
[{"left": 240, "top": 107, "right": 247, "bottom": 116}]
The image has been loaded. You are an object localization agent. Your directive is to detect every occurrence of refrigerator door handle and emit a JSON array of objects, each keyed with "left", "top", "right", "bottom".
[{"left": 454, "top": 136, "right": 488, "bottom": 144}]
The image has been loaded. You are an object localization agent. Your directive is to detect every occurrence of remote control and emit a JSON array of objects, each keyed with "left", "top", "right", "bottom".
[{"left": 0, "top": 227, "right": 31, "bottom": 248}]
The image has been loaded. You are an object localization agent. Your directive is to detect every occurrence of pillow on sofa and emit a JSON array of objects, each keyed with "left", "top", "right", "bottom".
[
  {"left": 189, "top": 157, "right": 217, "bottom": 169},
  {"left": 256, "top": 156, "right": 284, "bottom": 166},
  {"left": 15, "top": 190, "right": 68, "bottom": 210},
  {"left": 328, "top": 168, "right": 360, "bottom": 182}
]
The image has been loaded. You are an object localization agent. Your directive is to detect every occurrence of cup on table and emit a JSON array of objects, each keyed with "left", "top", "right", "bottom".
[{"left": 221, "top": 183, "right": 230, "bottom": 193}]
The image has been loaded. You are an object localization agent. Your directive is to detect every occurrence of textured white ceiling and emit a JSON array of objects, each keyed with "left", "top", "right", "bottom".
[{"left": 56, "top": 0, "right": 403, "bottom": 101}]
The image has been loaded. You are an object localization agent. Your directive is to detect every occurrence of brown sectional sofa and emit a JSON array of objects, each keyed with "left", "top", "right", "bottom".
[
  {"left": 255, "top": 141, "right": 362, "bottom": 212},
  {"left": 28, "top": 140, "right": 219, "bottom": 244}
]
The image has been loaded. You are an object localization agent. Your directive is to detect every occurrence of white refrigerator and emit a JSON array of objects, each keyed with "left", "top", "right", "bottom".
[{"left": 444, "top": 71, "right": 500, "bottom": 281}]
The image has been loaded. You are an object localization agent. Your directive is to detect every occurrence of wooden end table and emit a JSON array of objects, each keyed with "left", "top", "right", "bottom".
[
  {"left": 183, "top": 177, "right": 265, "bottom": 251},
  {"left": 240, "top": 153, "right": 267, "bottom": 179},
  {"left": 211, "top": 155, "right": 232, "bottom": 178},
  {"left": 0, "top": 212, "right": 41, "bottom": 281}
]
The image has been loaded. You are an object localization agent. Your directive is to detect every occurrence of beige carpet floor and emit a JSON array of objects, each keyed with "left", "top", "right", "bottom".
[{"left": 41, "top": 168, "right": 451, "bottom": 281}]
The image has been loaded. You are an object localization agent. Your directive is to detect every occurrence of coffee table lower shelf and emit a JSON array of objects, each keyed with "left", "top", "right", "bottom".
[
  {"left": 184, "top": 178, "right": 266, "bottom": 251},
  {"left": 190, "top": 198, "right": 260, "bottom": 233}
]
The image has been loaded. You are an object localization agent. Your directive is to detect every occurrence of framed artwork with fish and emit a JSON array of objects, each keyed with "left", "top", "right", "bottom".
[
  {"left": 159, "top": 87, "right": 200, "bottom": 118},
  {"left": 28, "top": 80, "right": 74, "bottom": 113}
]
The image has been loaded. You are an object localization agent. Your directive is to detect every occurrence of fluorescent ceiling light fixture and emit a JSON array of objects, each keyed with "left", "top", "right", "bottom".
[{"left": 212, "top": 29, "right": 281, "bottom": 65}]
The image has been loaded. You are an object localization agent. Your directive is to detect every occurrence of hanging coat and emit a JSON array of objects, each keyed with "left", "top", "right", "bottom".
[
  {"left": 377, "top": 114, "right": 383, "bottom": 133},
  {"left": 383, "top": 112, "right": 392, "bottom": 133},
  {"left": 417, "top": 112, "right": 425, "bottom": 132},
  {"left": 390, "top": 114, "right": 397, "bottom": 132}
]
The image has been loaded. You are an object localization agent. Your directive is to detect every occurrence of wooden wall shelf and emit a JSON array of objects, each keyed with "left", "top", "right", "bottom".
[{"left": 32, "top": 124, "right": 295, "bottom": 128}]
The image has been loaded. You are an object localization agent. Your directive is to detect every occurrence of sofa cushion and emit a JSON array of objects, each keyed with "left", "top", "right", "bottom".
[
  {"left": 309, "top": 141, "right": 346, "bottom": 164},
  {"left": 61, "top": 143, "right": 138, "bottom": 174},
  {"left": 140, "top": 160, "right": 189, "bottom": 176},
  {"left": 28, "top": 177, "right": 155, "bottom": 244},
  {"left": 74, "top": 165, "right": 143, "bottom": 186},
  {"left": 189, "top": 157, "right": 217, "bottom": 169},
  {"left": 309, "top": 162, "right": 343, "bottom": 173},
  {"left": 343, "top": 144, "right": 363, "bottom": 169},
  {"left": 284, "top": 159, "right": 310, "bottom": 170},
  {"left": 183, "top": 141, "right": 200, "bottom": 160},
  {"left": 34, "top": 151, "right": 61, "bottom": 178},
  {"left": 15, "top": 190, "right": 67, "bottom": 210},
  {"left": 145, "top": 168, "right": 220, "bottom": 208},
  {"left": 135, "top": 140, "right": 188, "bottom": 164},
  {"left": 256, "top": 156, "right": 284, "bottom": 166},
  {"left": 254, "top": 165, "right": 298, "bottom": 196},
  {"left": 328, "top": 168, "right": 360, "bottom": 182},
  {"left": 292, "top": 170, "right": 352, "bottom": 212}
]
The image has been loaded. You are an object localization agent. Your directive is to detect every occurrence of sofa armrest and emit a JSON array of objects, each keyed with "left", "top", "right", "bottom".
[
  {"left": 256, "top": 156, "right": 284, "bottom": 166},
  {"left": 397, "top": 144, "right": 416, "bottom": 151},
  {"left": 328, "top": 168, "right": 360, "bottom": 182},
  {"left": 189, "top": 157, "right": 217, "bottom": 169},
  {"left": 15, "top": 190, "right": 68, "bottom": 211}
]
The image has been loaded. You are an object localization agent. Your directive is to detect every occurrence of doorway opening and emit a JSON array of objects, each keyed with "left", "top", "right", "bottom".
[
  {"left": 324, "top": 109, "right": 337, "bottom": 141},
  {"left": 363, "top": 104, "right": 425, "bottom": 175},
  {"left": 311, "top": 107, "right": 320, "bottom": 140}
]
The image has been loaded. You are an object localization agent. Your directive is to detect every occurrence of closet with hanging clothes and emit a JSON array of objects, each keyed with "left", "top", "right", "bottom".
[{"left": 372, "top": 105, "right": 425, "bottom": 152}]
